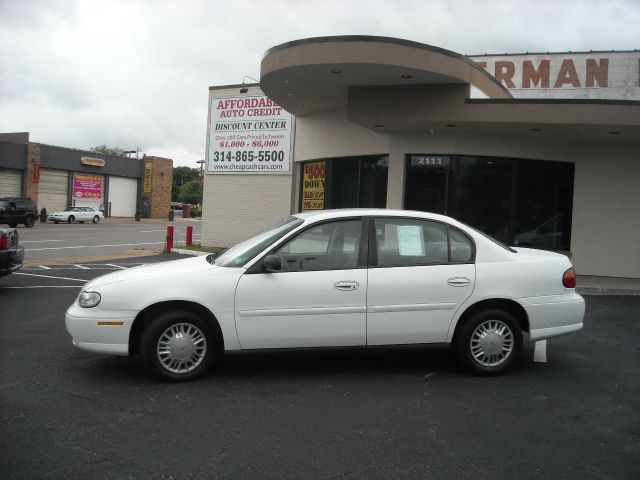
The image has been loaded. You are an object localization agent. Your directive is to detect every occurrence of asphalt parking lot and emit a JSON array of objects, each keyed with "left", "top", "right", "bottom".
[{"left": 1, "top": 255, "right": 639, "bottom": 480}]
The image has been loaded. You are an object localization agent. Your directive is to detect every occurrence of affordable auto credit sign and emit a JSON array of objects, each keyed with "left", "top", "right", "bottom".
[{"left": 207, "top": 95, "right": 292, "bottom": 174}]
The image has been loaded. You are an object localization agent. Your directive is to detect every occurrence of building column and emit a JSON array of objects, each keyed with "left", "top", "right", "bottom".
[{"left": 385, "top": 148, "right": 405, "bottom": 209}]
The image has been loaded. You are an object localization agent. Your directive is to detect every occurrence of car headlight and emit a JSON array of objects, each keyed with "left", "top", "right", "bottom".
[{"left": 78, "top": 291, "right": 101, "bottom": 308}]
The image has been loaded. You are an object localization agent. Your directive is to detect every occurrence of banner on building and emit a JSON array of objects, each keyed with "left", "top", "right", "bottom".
[
  {"left": 73, "top": 174, "right": 102, "bottom": 199},
  {"left": 143, "top": 163, "right": 153, "bottom": 193},
  {"left": 301, "top": 161, "right": 325, "bottom": 211},
  {"left": 207, "top": 95, "right": 292, "bottom": 174}
]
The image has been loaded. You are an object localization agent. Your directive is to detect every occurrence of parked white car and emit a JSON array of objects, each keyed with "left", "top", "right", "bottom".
[
  {"left": 66, "top": 209, "right": 585, "bottom": 381},
  {"left": 49, "top": 206, "right": 103, "bottom": 224}
]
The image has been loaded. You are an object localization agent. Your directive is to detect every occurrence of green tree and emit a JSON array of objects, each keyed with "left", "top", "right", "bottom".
[
  {"left": 90, "top": 145, "right": 126, "bottom": 156},
  {"left": 178, "top": 180, "right": 203, "bottom": 205},
  {"left": 172, "top": 166, "right": 199, "bottom": 201}
]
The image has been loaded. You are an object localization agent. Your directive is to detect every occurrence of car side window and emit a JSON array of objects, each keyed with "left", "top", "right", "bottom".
[
  {"left": 373, "top": 218, "right": 474, "bottom": 267},
  {"left": 449, "top": 227, "right": 474, "bottom": 262},
  {"left": 273, "top": 220, "right": 362, "bottom": 272}
]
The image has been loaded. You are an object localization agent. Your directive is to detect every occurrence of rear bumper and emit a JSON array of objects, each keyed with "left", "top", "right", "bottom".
[
  {"left": 0, "top": 246, "right": 24, "bottom": 276},
  {"left": 518, "top": 292, "right": 585, "bottom": 342}
]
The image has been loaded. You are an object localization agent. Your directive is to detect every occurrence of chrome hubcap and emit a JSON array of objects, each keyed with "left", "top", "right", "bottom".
[
  {"left": 157, "top": 323, "right": 207, "bottom": 374},
  {"left": 470, "top": 319, "right": 514, "bottom": 367}
]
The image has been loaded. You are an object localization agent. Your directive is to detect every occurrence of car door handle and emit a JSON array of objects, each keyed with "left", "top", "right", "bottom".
[
  {"left": 447, "top": 277, "right": 471, "bottom": 287},
  {"left": 334, "top": 280, "right": 359, "bottom": 291}
]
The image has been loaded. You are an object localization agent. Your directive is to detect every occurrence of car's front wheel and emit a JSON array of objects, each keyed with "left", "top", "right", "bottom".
[
  {"left": 454, "top": 309, "right": 522, "bottom": 376},
  {"left": 67, "top": 215, "right": 74, "bottom": 224},
  {"left": 140, "top": 310, "right": 215, "bottom": 382}
]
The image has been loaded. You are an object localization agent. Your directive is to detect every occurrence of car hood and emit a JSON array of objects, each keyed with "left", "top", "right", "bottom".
[{"left": 84, "top": 255, "right": 218, "bottom": 290}]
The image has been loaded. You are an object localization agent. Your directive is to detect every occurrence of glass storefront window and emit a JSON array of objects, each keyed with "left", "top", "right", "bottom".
[
  {"left": 515, "top": 160, "right": 574, "bottom": 251},
  {"left": 454, "top": 157, "right": 513, "bottom": 244},
  {"left": 301, "top": 155, "right": 388, "bottom": 211},
  {"left": 405, "top": 154, "right": 575, "bottom": 251}
]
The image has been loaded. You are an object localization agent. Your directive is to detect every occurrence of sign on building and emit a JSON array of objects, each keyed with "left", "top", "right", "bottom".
[
  {"left": 301, "top": 161, "right": 325, "bottom": 211},
  {"left": 207, "top": 95, "right": 292, "bottom": 174},
  {"left": 469, "top": 51, "right": 640, "bottom": 100},
  {"left": 143, "top": 163, "right": 152, "bottom": 193},
  {"left": 73, "top": 174, "right": 102, "bottom": 199}
]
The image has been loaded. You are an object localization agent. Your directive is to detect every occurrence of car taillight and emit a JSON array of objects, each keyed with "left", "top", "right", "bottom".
[
  {"left": 562, "top": 267, "right": 577, "bottom": 288},
  {"left": 0, "top": 233, "right": 8, "bottom": 250}
]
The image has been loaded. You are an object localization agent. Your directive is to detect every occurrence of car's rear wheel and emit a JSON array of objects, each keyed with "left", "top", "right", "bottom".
[
  {"left": 24, "top": 216, "right": 35, "bottom": 228},
  {"left": 92, "top": 216, "right": 100, "bottom": 224},
  {"left": 67, "top": 215, "right": 74, "bottom": 224},
  {"left": 140, "top": 310, "right": 215, "bottom": 382},
  {"left": 455, "top": 309, "right": 522, "bottom": 376}
]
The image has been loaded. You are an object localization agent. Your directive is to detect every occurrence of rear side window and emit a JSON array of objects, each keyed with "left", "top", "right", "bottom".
[{"left": 373, "top": 218, "right": 474, "bottom": 267}]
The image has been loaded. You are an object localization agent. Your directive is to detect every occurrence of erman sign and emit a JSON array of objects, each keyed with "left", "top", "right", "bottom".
[{"left": 469, "top": 51, "right": 640, "bottom": 100}]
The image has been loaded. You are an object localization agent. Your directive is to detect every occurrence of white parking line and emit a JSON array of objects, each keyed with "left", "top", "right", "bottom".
[
  {"left": 26, "top": 242, "right": 164, "bottom": 251},
  {"left": 73, "top": 264, "right": 90, "bottom": 270},
  {"left": 38, "top": 265, "right": 52, "bottom": 269},
  {"left": 105, "top": 264, "right": 127, "bottom": 269},
  {"left": 533, "top": 340, "right": 547, "bottom": 363},
  {"left": 20, "top": 240, "right": 64, "bottom": 243},
  {"left": 14, "top": 272, "right": 87, "bottom": 282},
  {"left": 0, "top": 286, "right": 82, "bottom": 289}
]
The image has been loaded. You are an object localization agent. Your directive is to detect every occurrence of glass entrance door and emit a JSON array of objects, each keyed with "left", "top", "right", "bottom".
[{"left": 405, "top": 156, "right": 449, "bottom": 214}]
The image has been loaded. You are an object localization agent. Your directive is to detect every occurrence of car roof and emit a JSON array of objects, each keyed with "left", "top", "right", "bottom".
[{"left": 293, "top": 208, "right": 456, "bottom": 224}]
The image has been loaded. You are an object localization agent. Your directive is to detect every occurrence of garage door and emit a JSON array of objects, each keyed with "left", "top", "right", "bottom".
[
  {"left": 0, "top": 168, "right": 22, "bottom": 197},
  {"left": 38, "top": 169, "right": 69, "bottom": 212},
  {"left": 107, "top": 176, "right": 137, "bottom": 217}
]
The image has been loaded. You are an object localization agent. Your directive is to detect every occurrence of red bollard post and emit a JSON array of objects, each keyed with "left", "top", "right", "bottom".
[
  {"left": 165, "top": 225, "right": 174, "bottom": 253},
  {"left": 186, "top": 225, "right": 193, "bottom": 247}
]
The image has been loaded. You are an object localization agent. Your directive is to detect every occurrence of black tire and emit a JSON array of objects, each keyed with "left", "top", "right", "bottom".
[
  {"left": 92, "top": 216, "right": 100, "bottom": 224},
  {"left": 140, "top": 310, "right": 216, "bottom": 382},
  {"left": 8, "top": 223, "right": 17, "bottom": 228},
  {"left": 67, "top": 215, "right": 74, "bottom": 224},
  {"left": 454, "top": 309, "right": 522, "bottom": 376},
  {"left": 24, "top": 216, "right": 35, "bottom": 228}
]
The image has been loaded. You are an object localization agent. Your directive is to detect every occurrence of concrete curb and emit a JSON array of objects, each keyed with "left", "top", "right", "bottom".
[
  {"left": 171, "top": 248, "right": 209, "bottom": 256},
  {"left": 577, "top": 287, "right": 640, "bottom": 296}
]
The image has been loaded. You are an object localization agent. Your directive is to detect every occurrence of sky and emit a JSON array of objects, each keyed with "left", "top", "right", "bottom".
[{"left": 1, "top": 0, "right": 639, "bottom": 168}]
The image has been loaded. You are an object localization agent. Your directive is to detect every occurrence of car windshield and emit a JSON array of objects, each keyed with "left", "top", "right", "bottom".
[{"left": 212, "top": 216, "right": 303, "bottom": 267}]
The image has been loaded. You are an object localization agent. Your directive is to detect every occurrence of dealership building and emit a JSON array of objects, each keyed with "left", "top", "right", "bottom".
[
  {"left": 202, "top": 36, "right": 639, "bottom": 278},
  {"left": 0, "top": 132, "right": 173, "bottom": 219}
]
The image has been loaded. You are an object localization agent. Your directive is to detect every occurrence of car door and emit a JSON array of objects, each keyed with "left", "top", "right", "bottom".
[
  {"left": 366, "top": 217, "right": 476, "bottom": 345},
  {"left": 80, "top": 207, "right": 93, "bottom": 221},
  {"left": 234, "top": 218, "right": 367, "bottom": 349}
]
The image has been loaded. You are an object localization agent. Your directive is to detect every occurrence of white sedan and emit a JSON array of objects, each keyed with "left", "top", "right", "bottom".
[
  {"left": 49, "top": 206, "right": 103, "bottom": 224},
  {"left": 66, "top": 209, "right": 585, "bottom": 381}
]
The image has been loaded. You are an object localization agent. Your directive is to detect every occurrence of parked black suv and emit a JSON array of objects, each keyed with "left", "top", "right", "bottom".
[{"left": 0, "top": 197, "right": 38, "bottom": 228}]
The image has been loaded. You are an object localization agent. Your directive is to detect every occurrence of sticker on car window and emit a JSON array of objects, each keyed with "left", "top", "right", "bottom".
[{"left": 397, "top": 225, "right": 424, "bottom": 256}]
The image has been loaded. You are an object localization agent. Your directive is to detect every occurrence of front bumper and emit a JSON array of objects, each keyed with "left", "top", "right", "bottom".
[
  {"left": 65, "top": 303, "right": 136, "bottom": 356},
  {"left": 0, "top": 245, "right": 24, "bottom": 276}
]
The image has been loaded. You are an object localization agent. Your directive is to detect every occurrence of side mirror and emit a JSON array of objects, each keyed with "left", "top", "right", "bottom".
[{"left": 263, "top": 254, "right": 282, "bottom": 273}]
